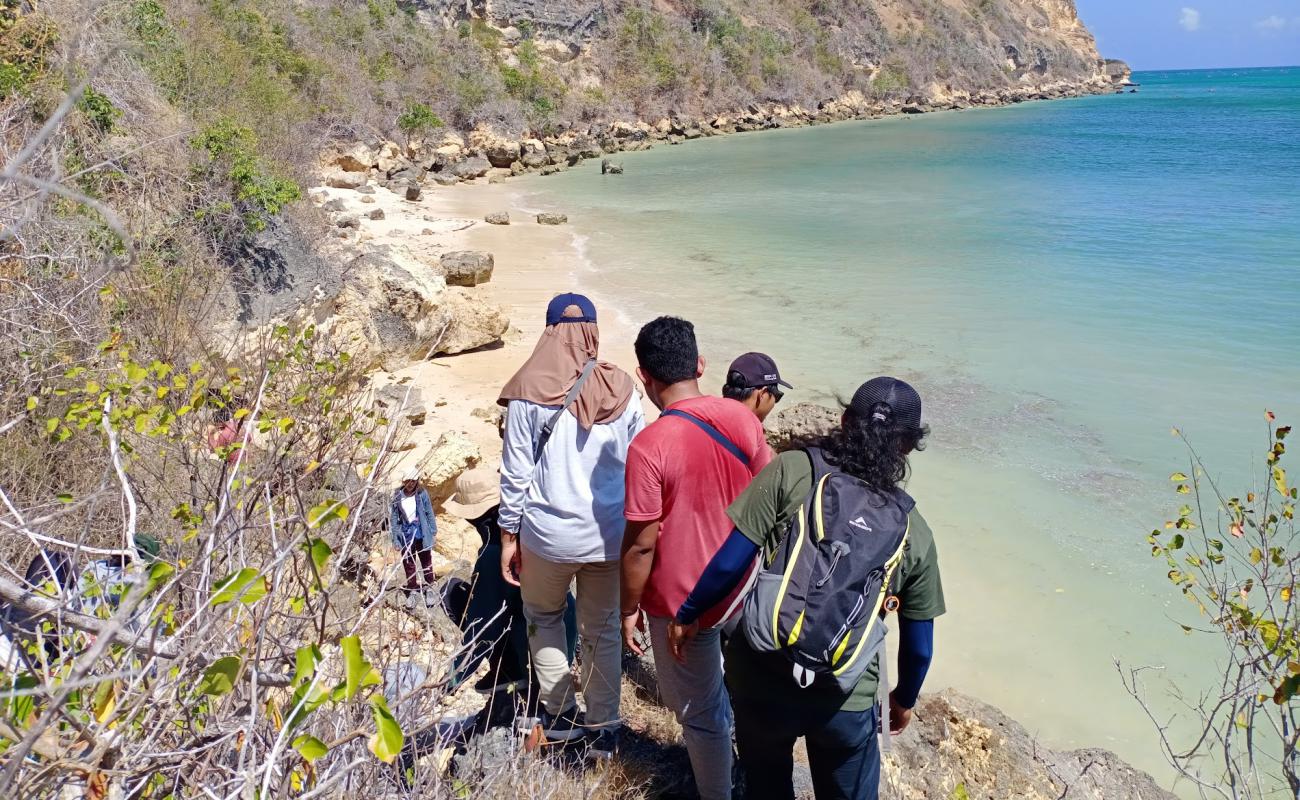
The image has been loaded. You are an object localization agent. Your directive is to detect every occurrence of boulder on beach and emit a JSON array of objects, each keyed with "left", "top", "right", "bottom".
[
  {"left": 766, "top": 402, "right": 840, "bottom": 451},
  {"left": 367, "top": 208, "right": 385, "bottom": 221},
  {"left": 332, "top": 142, "right": 375, "bottom": 173},
  {"left": 450, "top": 156, "right": 492, "bottom": 180},
  {"left": 431, "top": 172, "right": 460, "bottom": 187},
  {"left": 439, "top": 251, "right": 494, "bottom": 287},
  {"left": 484, "top": 211, "right": 510, "bottom": 225},
  {"left": 403, "top": 182, "right": 422, "bottom": 202},
  {"left": 335, "top": 213, "right": 361, "bottom": 230},
  {"left": 323, "top": 169, "right": 367, "bottom": 189},
  {"left": 536, "top": 212, "right": 568, "bottom": 225},
  {"left": 321, "top": 198, "right": 347, "bottom": 212}
]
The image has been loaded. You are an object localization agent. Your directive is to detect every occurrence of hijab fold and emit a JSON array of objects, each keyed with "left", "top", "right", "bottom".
[{"left": 498, "top": 321, "right": 634, "bottom": 429}]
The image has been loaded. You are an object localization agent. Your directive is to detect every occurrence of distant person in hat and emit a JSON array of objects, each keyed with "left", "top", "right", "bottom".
[
  {"left": 669, "top": 377, "right": 945, "bottom": 800},
  {"left": 390, "top": 467, "right": 437, "bottom": 605},
  {"left": 497, "top": 293, "right": 645, "bottom": 749},
  {"left": 722, "top": 352, "right": 792, "bottom": 423}
]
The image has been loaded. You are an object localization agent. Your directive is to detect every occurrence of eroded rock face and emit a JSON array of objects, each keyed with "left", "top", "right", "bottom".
[
  {"left": 484, "top": 211, "right": 510, "bottom": 225},
  {"left": 536, "top": 212, "right": 568, "bottom": 225},
  {"left": 883, "top": 691, "right": 1177, "bottom": 800},
  {"left": 766, "top": 402, "right": 840, "bottom": 451},
  {"left": 327, "top": 249, "right": 508, "bottom": 365},
  {"left": 450, "top": 156, "right": 492, "bottom": 180},
  {"left": 439, "top": 250, "right": 494, "bottom": 287}
]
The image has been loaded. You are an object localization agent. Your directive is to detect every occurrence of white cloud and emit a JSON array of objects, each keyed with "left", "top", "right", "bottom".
[
  {"left": 1179, "top": 7, "right": 1201, "bottom": 32},
  {"left": 1255, "top": 15, "right": 1287, "bottom": 32}
]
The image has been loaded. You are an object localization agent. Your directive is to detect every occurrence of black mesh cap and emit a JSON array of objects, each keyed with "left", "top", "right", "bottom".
[{"left": 849, "top": 377, "right": 923, "bottom": 428}]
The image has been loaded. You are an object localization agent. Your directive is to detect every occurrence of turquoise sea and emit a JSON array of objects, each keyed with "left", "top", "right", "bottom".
[{"left": 519, "top": 67, "right": 1300, "bottom": 784}]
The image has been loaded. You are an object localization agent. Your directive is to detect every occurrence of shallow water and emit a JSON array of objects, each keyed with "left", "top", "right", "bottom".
[{"left": 519, "top": 67, "right": 1300, "bottom": 784}]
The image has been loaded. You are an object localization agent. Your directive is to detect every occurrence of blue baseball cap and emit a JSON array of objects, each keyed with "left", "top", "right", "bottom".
[{"left": 546, "top": 293, "right": 597, "bottom": 326}]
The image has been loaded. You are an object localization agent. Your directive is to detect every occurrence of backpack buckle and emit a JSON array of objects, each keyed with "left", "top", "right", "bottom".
[
  {"left": 883, "top": 595, "right": 900, "bottom": 614},
  {"left": 792, "top": 663, "right": 815, "bottom": 689}
]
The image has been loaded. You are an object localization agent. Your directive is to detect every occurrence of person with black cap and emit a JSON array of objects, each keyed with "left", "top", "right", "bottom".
[
  {"left": 722, "top": 352, "right": 793, "bottom": 423},
  {"left": 497, "top": 293, "right": 645, "bottom": 750},
  {"left": 667, "top": 377, "right": 945, "bottom": 800}
]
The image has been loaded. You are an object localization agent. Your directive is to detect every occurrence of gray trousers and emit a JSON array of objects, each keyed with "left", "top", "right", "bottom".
[{"left": 648, "top": 615, "right": 734, "bottom": 800}]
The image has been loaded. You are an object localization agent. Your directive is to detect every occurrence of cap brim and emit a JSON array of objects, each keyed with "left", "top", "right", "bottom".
[
  {"left": 442, "top": 496, "right": 498, "bottom": 519},
  {"left": 777, "top": 379, "right": 794, "bottom": 389}
]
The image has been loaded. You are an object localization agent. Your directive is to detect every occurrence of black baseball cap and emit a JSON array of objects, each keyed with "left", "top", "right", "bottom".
[
  {"left": 727, "top": 352, "right": 793, "bottom": 390},
  {"left": 849, "top": 377, "right": 922, "bottom": 428},
  {"left": 546, "top": 293, "right": 597, "bottom": 326}
]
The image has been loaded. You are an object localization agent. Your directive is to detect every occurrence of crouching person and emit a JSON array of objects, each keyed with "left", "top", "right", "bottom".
[{"left": 670, "top": 377, "right": 945, "bottom": 800}]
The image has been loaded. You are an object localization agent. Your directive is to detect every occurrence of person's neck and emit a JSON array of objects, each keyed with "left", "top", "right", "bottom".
[{"left": 658, "top": 380, "right": 703, "bottom": 410}]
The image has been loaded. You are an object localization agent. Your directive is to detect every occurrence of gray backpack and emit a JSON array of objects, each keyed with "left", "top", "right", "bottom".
[{"left": 740, "top": 447, "right": 912, "bottom": 699}]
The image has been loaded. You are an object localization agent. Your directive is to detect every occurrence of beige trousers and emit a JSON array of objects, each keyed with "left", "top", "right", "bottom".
[{"left": 519, "top": 544, "right": 622, "bottom": 727}]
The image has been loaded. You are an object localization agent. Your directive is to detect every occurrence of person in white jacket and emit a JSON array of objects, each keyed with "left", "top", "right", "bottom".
[{"left": 497, "top": 293, "right": 645, "bottom": 751}]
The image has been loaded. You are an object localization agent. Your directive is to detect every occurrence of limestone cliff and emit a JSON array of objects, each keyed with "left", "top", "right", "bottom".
[{"left": 408, "top": 0, "right": 1129, "bottom": 120}]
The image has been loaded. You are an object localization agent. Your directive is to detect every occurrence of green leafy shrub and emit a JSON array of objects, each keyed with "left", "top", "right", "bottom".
[
  {"left": 191, "top": 119, "right": 301, "bottom": 236},
  {"left": 77, "top": 85, "right": 120, "bottom": 132},
  {"left": 396, "top": 101, "right": 443, "bottom": 140}
]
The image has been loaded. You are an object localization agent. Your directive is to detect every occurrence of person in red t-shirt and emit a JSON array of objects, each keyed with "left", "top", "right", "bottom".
[{"left": 621, "top": 316, "right": 773, "bottom": 800}]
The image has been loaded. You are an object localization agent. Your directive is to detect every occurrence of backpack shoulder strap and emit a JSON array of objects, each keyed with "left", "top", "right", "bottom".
[
  {"left": 534, "top": 358, "right": 598, "bottom": 460},
  {"left": 661, "top": 409, "right": 750, "bottom": 468},
  {"left": 802, "top": 446, "right": 834, "bottom": 483}
]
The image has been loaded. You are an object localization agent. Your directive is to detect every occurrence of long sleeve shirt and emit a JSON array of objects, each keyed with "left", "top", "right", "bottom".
[{"left": 499, "top": 396, "right": 646, "bottom": 563}]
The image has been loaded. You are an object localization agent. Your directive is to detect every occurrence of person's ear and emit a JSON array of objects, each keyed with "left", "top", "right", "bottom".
[
  {"left": 636, "top": 366, "right": 649, "bottom": 387},
  {"left": 696, "top": 356, "right": 706, "bottom": 379}
]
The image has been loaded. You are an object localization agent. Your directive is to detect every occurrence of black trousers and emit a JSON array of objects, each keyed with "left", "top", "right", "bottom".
[{"left": 734, "top": 696, "right": 880, "bottom": 800}]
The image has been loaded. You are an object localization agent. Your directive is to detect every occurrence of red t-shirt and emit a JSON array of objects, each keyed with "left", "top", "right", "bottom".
[{"left": 624, "top": 396, "right": 773, "bottom": 627}]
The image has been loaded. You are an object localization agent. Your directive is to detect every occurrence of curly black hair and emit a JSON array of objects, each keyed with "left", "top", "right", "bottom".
[
  {"left": 722, "top": 370, "right": 756, "bottom": 402},
  {"left": 634, "top": 316, "right": 698, "bottom": 385},
  {"left": 817, "top": 402, "right": 928, "bottom": 495}
]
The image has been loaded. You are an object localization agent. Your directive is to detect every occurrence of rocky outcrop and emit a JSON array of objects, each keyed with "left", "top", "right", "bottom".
[
  {"left": 326, "top": 248, "right": 508, "bottom": 365},
  {"left": 439, "top": 250, "right": 494, "bottom": 287},
  {"left": 766, "top": 402, "right": 840, "bottom": 451},
  {"left": 484, "top": 211, "right": 510, "bottom": 225},
  {"left": 536, "top": 212, "right": 568, "bottom": 225},
  {"left": 884, "top": 691, "right": 1176, "bottom": 800}
]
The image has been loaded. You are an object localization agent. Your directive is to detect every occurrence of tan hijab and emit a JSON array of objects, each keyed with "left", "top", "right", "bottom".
[{"left": 498, "top": 319, "right": 634, "bottom": 429}]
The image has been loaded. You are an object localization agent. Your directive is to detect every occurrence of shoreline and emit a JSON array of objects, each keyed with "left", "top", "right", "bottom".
[{"left": 304, "top": 95, "right": 1181, "bottom": 795}]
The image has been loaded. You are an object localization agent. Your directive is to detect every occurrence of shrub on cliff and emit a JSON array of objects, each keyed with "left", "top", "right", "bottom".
[{"left": 1125, "top": 415, "right": 1299, "bottom": 796}]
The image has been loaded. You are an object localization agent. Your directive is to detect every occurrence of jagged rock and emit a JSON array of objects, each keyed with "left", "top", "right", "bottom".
[
  {"left": 404, "top": 182, "right": 422, "bottom": 202},
  {"left": 360, "top": 196, "right": 376, "bottom": 204},
  {"left": 484, "top": 211, "right": 510, "bottom": 225},
  {"left": 520, "top": 139, "right": 548, "bottom": 168},
  {"left": 433, "top": 514, "right": 480, "bottom": 562},
  {"left": 883, "top": 691, "right": 1177, "bottom": 800},
  {"left": 471, "top": 128, "right": 522, "bottom": 168},
  {"left": 333, "top": 142, "right": 375, "bottom": 172},
  {"left": 374, "top": 383, "right": 426, "bottom": 427},
  {"left": 539, "top": 164, "right": 562, "bottom": 176},
  {"left": 439, "top": 251, "right": 494, "bottom": 287},
  {"left": 375, "top": 140, "right": 403, "bottom": 174},
  {"left": 326, "top": 249, "right": 509, "bottom": 364},
  {"left": 432, "top": 172, "right": 460, "bottom": 186},
  {"left": 336, "top": 213, "right": 361, "bottom": 229},
  {"left": 766, "top": 402, "right": 839, "bottom": 451},
  {"left": 601, "top": 158, "right": 624, "bottom": 175},
  {"left": 321, "top": 198, "right": 347, "bottom": 212},
  {"left": 324, "top": 170, "right": 367, "bottom": 189},
  {"left": 422, "top": 430, "right": 480, "bottom": 502},
  {"left": 355, "top": 183, "right": 375, "bottom": 195},
  {"left": 450, "top": 156, "right": 491, "bottom": 180},
  {"left": 367, "top": 208, "right": 385, "bottom": 221},
  {"left": 536, "top": 212, "right": 568, "bottom": 225}
]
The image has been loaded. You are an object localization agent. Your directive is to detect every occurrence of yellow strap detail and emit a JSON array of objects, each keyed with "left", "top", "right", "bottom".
[
  {"left": 773, "top": 507, "right": 807, "bottom": 648},
  {"left": 812, "top": 474, "right": 831, "bottom": 541},
  {"left": 787, "top": 611, "right": 805, "bottom": 646},
  {"left": 832, "top": 522, "right": 911, "bottom": 676}
]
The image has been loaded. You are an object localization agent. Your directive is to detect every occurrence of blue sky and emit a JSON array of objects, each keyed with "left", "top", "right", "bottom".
[{"left": 1078, "top": 0, "right": 1300, "bottom": 69}]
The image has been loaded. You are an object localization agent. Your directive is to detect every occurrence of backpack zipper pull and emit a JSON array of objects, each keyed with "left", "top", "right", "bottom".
[{"left": 815, "top": 540, "right": 851, "bottom": 588}]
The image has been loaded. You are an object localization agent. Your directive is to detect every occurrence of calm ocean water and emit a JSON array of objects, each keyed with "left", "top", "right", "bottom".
[{"left": 519, "top": 67, "right": 1300, "bottom": 783}]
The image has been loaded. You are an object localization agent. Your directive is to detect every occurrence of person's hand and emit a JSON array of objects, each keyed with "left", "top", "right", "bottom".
[
  {"left": 666, "top": 619, "right": 698, "bottom": 664},
  {"left": 501, "top": 533, "right": 521, "bottom": 587},
  {"left": 888, "top": 690, "right": 914, "bottom": 735},
  {"left": 621, "top": 609, "right": 646, "bottom": 656}
]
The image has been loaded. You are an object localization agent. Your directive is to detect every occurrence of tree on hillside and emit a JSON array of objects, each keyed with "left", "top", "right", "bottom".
[{"left": 1124, "top": 415, "right": 1299, "bottom": 798}]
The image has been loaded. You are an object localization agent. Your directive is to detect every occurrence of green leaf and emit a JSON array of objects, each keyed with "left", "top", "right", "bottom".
[
  {"left": 948, "top": 784, "right": 970, "bottom": 800},
  {"left": 1170, "top": 472, "right": 1188, "bottom": 482},
  {"left": 341, "top": 636, "right": 380, "bottom": 701},
  {"left": 293, "top": 734, "right": 329, "bottom": 762},
  {"left": 198, "top": 656, "right": 242, "bottom": 697},
  {"left": 368, "top": 695, "right": 404, "bottom": 764},
  {"left": 293, "top": 644, "right": 321, "bottom": 688},
  {"left": 306, "top": 500, "right": 349, "bottom": 529},
  {"left": 1275, "top": 674, "right": 1300, "bottom": 705},
  {"left": 1259, "top": 620, "right": 1281, "bottom": 650},
  {"left": 146, "top": 561, "right": 175, "bottom": 595},
  {"left": 210, "top": 568, "right": 268, "bottom": 607},
  {"left": 305, "top": 537, "right": 332, "bottom": 577},
  {"left": 56, "top": 492, "right": 73, "bottom": 503}
]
